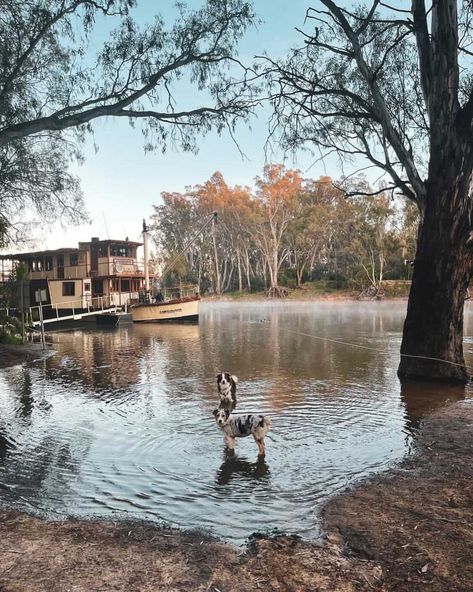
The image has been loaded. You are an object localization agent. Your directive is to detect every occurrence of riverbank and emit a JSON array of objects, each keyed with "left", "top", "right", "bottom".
[
  {"left": 1, "top": 400, "right": 472, "bottom": 591},
  {"left": 203, "top": 279, "right": 411, "bottom": 301}
]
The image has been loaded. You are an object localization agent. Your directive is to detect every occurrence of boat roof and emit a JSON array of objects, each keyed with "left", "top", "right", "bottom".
[
  {"left": 0, "top": 247, "right": 83, "bottom": 260},
  {"left": 79, "top": 239, "right": 143, "bottom": 247},
  {"left": 1, "top": 238, "right": 143, "bottom": 260}
]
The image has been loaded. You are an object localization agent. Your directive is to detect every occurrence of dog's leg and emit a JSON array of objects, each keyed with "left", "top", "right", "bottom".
[
  {"left": 255, "top": 437, "right": 265, "bottom": 457},
  {"left": 224, "top": 435, "right": 235, "bottom": 450}
]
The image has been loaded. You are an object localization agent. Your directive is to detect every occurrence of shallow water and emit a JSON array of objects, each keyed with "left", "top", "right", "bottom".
[{"left": 0, "top": 301, "right": 472, "bottom": 544}]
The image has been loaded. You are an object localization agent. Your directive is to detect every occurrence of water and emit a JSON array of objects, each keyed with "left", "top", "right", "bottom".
[{"left": 0, "top": 301, "right": 471, "bottom": 544}]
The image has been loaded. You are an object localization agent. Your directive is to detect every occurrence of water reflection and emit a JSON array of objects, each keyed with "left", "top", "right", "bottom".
[
  {"left": 215, "top": 452, "right": 271, "bottom": 487},
  {"left": 400, "top": 380, "right": 466, "bottom": 434},
  {"left": 17, "top": 370, "right": 34, "bottom": 418},
  {"left": 0, "top": 302, "right": 471, "bottom": 543}
]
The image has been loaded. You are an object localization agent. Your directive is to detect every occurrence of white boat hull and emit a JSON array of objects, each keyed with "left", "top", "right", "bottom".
[{"left": 131, "top": 296, "right": 200, "bottom": 323}]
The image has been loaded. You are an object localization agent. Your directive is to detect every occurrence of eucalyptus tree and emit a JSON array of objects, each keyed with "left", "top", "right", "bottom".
[
  {"left": 253, "top": 164, "right": 303, "bottom": 294},
  {"left": 0, "top": 0, "right": 255, "bottom": 245},
  {"left": 286, "top": 176, "right": 341, "bottom": 288},
  {"left": 265, "top": 1, "right": 473, "bottom": 381}
]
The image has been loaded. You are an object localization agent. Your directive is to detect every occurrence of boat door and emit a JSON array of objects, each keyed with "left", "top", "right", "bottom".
[
  {"left": 90, "top": 245, "right": 99, "bottom": 276},
  {"left": 57, "top": 254, "right": 64, "bottom": 279}
]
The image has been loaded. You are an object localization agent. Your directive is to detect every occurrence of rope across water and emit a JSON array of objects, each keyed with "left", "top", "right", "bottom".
[{"left": 275, "top": 327, "right": 473, "bottom": 377}]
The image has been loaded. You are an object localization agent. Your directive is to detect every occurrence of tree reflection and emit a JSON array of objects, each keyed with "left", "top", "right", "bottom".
[{"left": 400, "top": 379, "right": 466, "bottom": 437}]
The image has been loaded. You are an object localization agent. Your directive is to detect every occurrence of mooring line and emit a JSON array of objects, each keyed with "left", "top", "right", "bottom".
[{"left": 275, "top": 327, "right": 473, "bottom": 376}]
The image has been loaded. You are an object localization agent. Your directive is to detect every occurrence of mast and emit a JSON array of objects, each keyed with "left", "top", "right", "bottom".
[{"left": 142, "top": 219, "right": 150, "bottom": 292}]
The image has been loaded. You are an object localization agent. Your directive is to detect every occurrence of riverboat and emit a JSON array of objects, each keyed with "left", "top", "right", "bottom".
[
  {"left": 129, "top": 215, "right": 216, "bottom": 324},
  {"left": 0, "top": 237, "right": 145, "bottom": 321},
  {"left": 131, "top": 291, "right": 200, "bottom": 323}
]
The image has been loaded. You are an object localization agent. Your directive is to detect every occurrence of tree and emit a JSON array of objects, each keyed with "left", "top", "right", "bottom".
[
  {"left": 193, "top": 172, "right": 234, "bottom": 295},
  {"left": 0, "top": 135, "right": 84, "bottom": 245},
  {"left": 265, "top": 1, "right": 473, "bottom": 382},
  {"left": 253, "top": 164, "right": 302, "bottom": 293},
  {"left": 286, "top": 176, "right": 338, "bottom": 288},
  {"left": 0, "top": 0, "right": 255, "bottom": 245}
]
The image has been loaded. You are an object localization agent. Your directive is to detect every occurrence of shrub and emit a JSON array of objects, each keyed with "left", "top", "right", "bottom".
[{"left": 0, "top": 314, "right": 22, "bottom": 344}]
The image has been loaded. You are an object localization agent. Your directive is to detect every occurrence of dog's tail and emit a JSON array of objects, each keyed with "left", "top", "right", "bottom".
[{"left": 231, "top": 375, "right": 238, "bottom": 384}]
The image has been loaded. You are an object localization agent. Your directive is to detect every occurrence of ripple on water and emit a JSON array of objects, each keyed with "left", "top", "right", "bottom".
[{"left": 0, "top": 302, "right": 469, "bottom": 543}]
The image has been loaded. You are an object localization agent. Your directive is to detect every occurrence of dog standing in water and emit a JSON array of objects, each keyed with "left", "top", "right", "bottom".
[
  {"left": 216, "top": 372, "right": 238, "bottom": 407},
  {"left": 213, "top": 407, "right": 271, "bottom": 456}
]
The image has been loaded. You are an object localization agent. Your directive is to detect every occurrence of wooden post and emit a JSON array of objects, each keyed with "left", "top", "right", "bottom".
[
  {"left": 39, "top": 300, "right": 46, "bottom": 350},
  {"left": 20, "top": 280, "right": 25, "bottom": 344}
]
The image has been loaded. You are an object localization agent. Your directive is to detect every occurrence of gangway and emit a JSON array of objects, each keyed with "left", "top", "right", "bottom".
[{"left": 28, "top": 297, "right": 120, "bottom": 328}]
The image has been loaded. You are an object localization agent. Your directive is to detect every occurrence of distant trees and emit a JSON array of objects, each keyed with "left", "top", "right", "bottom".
[
  {"left": 150, "top": 165, "right": 418, "bottom": 294},
  {"left": 0, "top": 0, "right": 256, "bottom": 245}
]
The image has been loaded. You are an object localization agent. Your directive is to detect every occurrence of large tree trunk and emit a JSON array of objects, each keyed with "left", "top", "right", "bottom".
[{"left": 398, "top": 141, "right": 473, "bottom": 382}]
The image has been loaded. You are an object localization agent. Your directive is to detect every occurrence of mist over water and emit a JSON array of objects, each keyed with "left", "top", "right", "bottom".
[{"left": 0, "top": 301, "right": 471, "bottom": 544}]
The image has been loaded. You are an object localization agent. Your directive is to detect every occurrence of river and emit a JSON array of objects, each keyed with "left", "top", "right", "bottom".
[{"left": 0, "top": 301, "right": 471, "bottom": 544}]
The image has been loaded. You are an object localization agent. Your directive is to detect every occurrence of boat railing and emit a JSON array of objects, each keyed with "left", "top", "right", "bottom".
[
  {"left": 162, "top": 285, "right": 199, "bottom": 301},
  {"left": 28, "top": 295, "right": 115, "bottom": 322},
  {"left": 133, "top": 284, "right": 199, "bottom": 305}
]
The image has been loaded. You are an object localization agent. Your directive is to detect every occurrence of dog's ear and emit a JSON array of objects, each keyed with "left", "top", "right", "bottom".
[
  {"left": 225, "top": 409, "right": 230, "bottom": 419},
  {"left": 231, "top": 375, "right": 238, "bottom": 384},
  {"left": 212, "top": 408, "right": 218, "bottom": 417}
]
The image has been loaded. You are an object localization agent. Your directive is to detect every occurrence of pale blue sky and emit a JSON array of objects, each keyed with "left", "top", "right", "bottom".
[{"left": 42, "top": 0, "right": 349, "bottom": 250}]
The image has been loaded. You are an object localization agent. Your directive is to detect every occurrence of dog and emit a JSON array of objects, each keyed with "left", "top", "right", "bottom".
[
  {"left": 212, "top": 407, "right": 271, "bottom": 456},
  {"left": 216, "top": 372, "right": 238, "bottom": 407}
]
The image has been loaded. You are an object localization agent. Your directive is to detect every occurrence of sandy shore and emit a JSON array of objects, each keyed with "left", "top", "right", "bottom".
[{"left": 1, "top": 398, "right": 472, "bottom": 591}]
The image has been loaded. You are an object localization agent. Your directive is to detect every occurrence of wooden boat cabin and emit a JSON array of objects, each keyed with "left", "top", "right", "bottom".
[{"left": 2, "top": 237, "right": 145, "bottom": 313}]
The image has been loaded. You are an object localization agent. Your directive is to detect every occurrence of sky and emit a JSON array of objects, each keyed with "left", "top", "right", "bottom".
[{"left": 37, "top": 0, "right": 349, "bottom": 251}]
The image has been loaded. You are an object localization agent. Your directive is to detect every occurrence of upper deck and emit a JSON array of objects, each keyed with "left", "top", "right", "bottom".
[{"left": 1, "top": 237, "right": 144, "bottom": 280}]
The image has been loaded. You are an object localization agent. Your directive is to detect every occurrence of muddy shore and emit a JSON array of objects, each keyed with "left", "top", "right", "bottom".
[{"left": 0, "top": 397, "right": 472, "bottom": 591}]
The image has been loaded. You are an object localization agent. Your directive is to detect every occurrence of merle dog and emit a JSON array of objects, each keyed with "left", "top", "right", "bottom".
[{"left": 212, "top": 407, "right": 271, "bottom": 456}]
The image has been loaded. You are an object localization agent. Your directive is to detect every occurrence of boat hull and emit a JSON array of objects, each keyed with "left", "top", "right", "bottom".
[{"left": 131, "top": 296, "right": 200, "bottom": 323}]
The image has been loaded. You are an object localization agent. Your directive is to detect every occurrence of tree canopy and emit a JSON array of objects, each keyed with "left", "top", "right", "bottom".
[
  {"left": 0, "top": 0, "right": 255, "bottom": 245},
  {"left": 263, "top": 1, "right": 473, "bottom": 210}
]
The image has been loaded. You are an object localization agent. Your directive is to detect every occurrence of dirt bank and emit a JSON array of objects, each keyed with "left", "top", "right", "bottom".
[{"left": 1, "top": 400, "right": 472, "bottom": 591}]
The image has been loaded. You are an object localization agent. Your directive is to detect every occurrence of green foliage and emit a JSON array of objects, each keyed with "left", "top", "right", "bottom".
[
  {"left": 0, "top": 0, "right": 255, "bottom": 247},
  {"left": 0, "top": 313, "right": 22, "bottom": 344}
]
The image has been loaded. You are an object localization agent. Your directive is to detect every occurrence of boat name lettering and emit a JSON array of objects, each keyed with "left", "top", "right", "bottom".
[{"left": 160, "top": 308, "right": 182, "bottom": 314}]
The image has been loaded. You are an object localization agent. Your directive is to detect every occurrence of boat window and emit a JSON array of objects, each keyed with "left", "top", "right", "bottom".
[
  {"left": 36, "top": 258, "right": 43, "bottom": 271},
  {"left": 45, "top": 257, "right": 53, "bottom": 271},
  {"left": 110, "top": 244, "right": 129, "bottom": 257},
  {"left": 62, "top": 282, "right": 75, "bottom": 296},
  {"left": 121, "top": 279, "right": 130, "bottom": 292},
  {"left": 70, "top": 254, "right": 78, "bottom": 266},
  {"left": 84, "top": 282, "right": 91, "bottom": 291}
]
